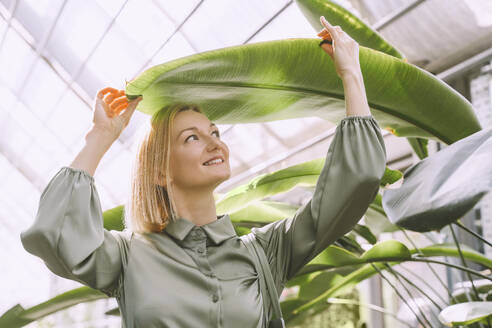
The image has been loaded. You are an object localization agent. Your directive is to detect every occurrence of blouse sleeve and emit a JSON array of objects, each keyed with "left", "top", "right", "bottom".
[
  {"left": 251, "top": 115, "right": 387, "bottom": 293},
  {"left": 20, "top": 166, "right": 131, "bottom": 297}
]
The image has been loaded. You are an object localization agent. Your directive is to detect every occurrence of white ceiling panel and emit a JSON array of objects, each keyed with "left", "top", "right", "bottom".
[
  {"left": 45, "top": 90, "right": 93, "bottom": 148},
  {"left": 249, "top": 2, "right": 315, "bottom": 42},
  {"left": 154, "top": 0, "right": 202, "bottom": 24},
  {"left": 116, "top": 1, "right": 175, "bottom": 58},
  {"left": 95, "top": 0, "right": 126, "bottom": 18},
  {"left": 152, "top": 31, "right": 196, "bottom": 65},
  {"left": 0, "top": 115, "right": 33, "bottom": 162},
  {"left": 98, "top": 148, "right": 134, "bottom": 202},
  {"left": 21, "top": 60, "right": 66, "bottom": 117},
  {"left": 0, "top": 29, "right": 36, "bottom": 91},
  {"left": 85, "top": 26, "right": 147, "bottom": 88},
  {"left": 46, "top": 1, "right": 114, "bottom": 66},
  {"left": 182, "top": 0, "right": 291, "bottom": 51},
  {"left": 226, "top": 122, "right": 282, "bottom": 164}
]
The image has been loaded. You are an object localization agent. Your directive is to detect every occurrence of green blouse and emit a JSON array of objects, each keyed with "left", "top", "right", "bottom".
[{"left": 20, "top": 115, "right": 387, "bottom": 328}]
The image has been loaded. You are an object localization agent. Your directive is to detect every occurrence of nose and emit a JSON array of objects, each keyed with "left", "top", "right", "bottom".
[{"left": 205, "top": 134, "right": 221, "bottom": 151}]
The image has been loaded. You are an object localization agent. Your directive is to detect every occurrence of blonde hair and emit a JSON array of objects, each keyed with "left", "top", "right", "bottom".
[{"left": 125, "top": 103, "right": 204, "bottom": 234}]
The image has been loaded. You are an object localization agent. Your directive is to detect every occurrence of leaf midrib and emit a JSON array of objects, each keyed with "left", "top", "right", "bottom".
[{"left": 143, "top": 79, "right": 452, "bottom": 143}]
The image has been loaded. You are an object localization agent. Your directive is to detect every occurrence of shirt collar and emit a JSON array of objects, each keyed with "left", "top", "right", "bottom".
[{"left": 164, "top": 214, "right": 237, "bottom": 245}]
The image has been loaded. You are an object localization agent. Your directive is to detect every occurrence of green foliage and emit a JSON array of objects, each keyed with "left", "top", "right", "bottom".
[{"left": 0, "top": 287, "right": 107, "bottom": 328}]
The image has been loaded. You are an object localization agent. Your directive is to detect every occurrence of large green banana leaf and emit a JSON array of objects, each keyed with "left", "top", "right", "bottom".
[
  {"left": 216, "top": 157, "right": 399, "bottom": 215},
  {"left": 229, "top": 200, "right": 299, "bottom": 227},
  {"left": 298, "top": 242, "right": 492, "bottom": 276},
  {"left": 0, "top": 287, "right": 106, "bottom": 328},
  {"left": 216, "top": 157, "right": 323, "bottom": 214},
  {"left": 382, "top": 127, "right": 492, "bottom": 232},
  {"left": 125, "top": 39, "right": 480, "bottom": 145},
  {"left": 295, "top": 0, "right": 404, "bottom": 59}
]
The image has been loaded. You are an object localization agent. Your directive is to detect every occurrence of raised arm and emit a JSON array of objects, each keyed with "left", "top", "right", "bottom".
[
  {"left": 20, "top": 88, "right": 141, "bottom": 297},
  {"left": 252, "top": 115, "right": 386, "bottom": 291},
  {"left": 251, "top": 17, "right": 386, "bottom": 293}
]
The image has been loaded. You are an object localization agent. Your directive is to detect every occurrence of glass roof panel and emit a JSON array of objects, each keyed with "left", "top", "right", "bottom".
[
  {"left": 21, "top": 59, "right": 66, "bottom": 118},
  {"left": 45, "top": 90, "right": 93, "bottom": 149},
  {"left": 84, "top": 26, "right": 147, "bottom": 88},
  {"left": 154, "top": 0, "right": 202, "bottom": 24},
  {"left": 115, "top": 1, "right": 176, "bottom": 58},
  {"left": 0, "top": 29, "right": 36, "bottom": 91},
  {"left": 249, "top": 3, "right": 316, "bottom": 42},
  {"left": 46, "top": 1, "right": 114, "bottom": 67},
  {"left": 95, "top": 0, "right": 126, "bottom": 17},
  {"left": 181, "top": 0, "right": 291, "bottom": 52},
  {"left": 152, "top": 31, "right": 196, "bottom": 65}
]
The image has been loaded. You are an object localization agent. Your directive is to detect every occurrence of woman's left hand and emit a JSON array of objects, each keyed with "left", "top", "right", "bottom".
[{"left": 317, "top": 16, "right": 361, "bottom": 79}]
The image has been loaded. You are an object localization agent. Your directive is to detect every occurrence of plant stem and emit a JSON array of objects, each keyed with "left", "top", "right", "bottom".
[
  {"left": 409, "top": 258, "right": 492, "bottom": 281},
  {"left": 450, "top": 224, "right": 481, "bottom": 299},
  {"left": 454, "top": 221, "right": 492, "bottom": 248},
  {"left": 401, "top": 228, "right": 459, "bottom": 303},
  {"left": 326, "top": 298, "right": 414, "bottom": 328},
  {"left": 450, "top": 225, "right": 491, "bottom": 328},
  {"left": 384, "top": 264, "right": 435, "bottom": 327},
  {"left": 371, "top": 263, "right": 428, "bottom": 328},
  {"left": 396, "top": 265, "right": 447, "bottom": 306},
  {"left": 390, "top": 266, "right": 443, "bottom": 310}
]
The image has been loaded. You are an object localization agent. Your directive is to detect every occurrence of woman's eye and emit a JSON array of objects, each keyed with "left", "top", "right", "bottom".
[
  {"left": 185, "top": 135, "right": 198, "bottom": 142},
  {"left": 185, "top": 131, "right": 219, "bottom": 143}
]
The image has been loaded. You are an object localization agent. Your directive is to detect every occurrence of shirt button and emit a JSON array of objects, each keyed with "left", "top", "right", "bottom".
[
  {"left": 197, "top": 247, "right": 205, "bottom": 254},
  {"left": 212, "top": 294, "right": 219, "bottom": 303}
]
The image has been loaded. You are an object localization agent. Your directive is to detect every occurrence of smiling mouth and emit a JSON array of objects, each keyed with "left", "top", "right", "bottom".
[{"left": 203, "top": 158, "right": 225, "bottom": 166}]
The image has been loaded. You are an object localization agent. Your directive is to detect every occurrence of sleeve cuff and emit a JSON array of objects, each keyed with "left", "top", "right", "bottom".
[{"left": 60, "top": 166, "right": 95, "bottom": 182}]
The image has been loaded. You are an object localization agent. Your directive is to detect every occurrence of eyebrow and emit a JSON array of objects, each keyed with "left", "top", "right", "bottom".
[{"left": 177, "top": 123, "right": 217, "bottom": 139}]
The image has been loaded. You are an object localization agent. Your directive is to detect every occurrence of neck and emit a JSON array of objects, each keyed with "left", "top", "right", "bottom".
[{"left": 171, "top": 185, "right": 218, "bottom": 226}]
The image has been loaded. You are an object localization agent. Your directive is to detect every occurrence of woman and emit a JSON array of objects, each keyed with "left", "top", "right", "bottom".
[{"left": 21, "top": 16, "right": 386, "bottom": 327}]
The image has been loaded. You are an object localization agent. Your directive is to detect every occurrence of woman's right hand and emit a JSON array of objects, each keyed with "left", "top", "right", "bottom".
[{"left": 91, "top": 87, "right": 142, "bottom": 141}]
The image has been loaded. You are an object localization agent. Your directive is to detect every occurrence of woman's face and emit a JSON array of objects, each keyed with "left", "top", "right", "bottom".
[{"left": 168, "top": 109, "right": 231, "bottom": 191}]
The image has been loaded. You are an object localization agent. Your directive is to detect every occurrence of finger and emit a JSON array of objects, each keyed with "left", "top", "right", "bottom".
[
  {"left": 320, "top": 43, "right": 334, "bottom": 59},
  {"left": 320, "top": 16, "right": 337, "bottom": 36},
  {"left": 97, "top": 87, "right": 119, "bottom": 99},
  {"left": 317, "top": 29, "right": 332, "bottom": 40},
  {"left": 334, "top": 26, "right": 343, "bottom": 33},
  {"left": 104, "top": 92, "right": 122, "bottom": 105},
  {"left": 113, "top": 103, "right": 127, "bottom": 116},
  {"left": 109, "top": 96, "right": 129, "bottom": 109},
  {"left": 121, "top": 96, "right": 142, "bottom": 121}
]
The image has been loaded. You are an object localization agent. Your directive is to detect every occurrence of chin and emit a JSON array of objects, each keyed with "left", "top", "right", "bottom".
[{"left": 215, "top": 171, "right": 231, "bottom": 186}]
